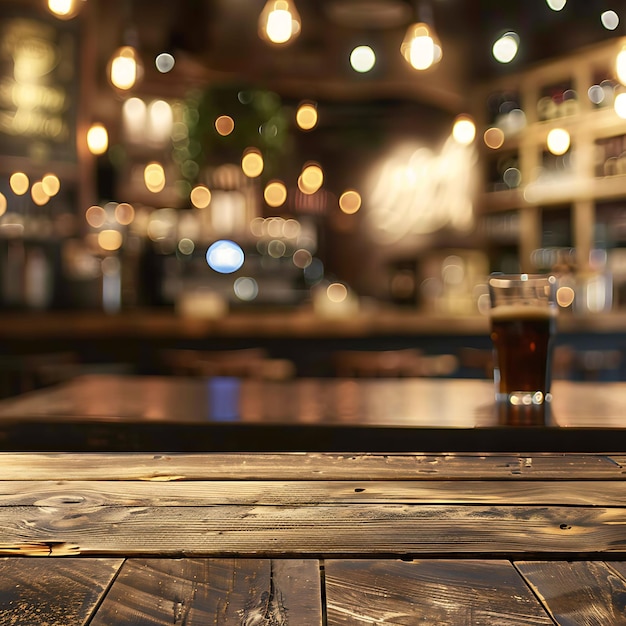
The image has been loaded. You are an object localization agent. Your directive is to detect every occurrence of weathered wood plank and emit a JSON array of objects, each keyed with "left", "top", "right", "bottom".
[
  {"left": 325, "top": 559, "right": 552, "bottom": 625},
  {"left": 0, "top": 557, "right": 123, "bottom": 625},
  {"left": 90, "top": 559, "right": 322, "bottom": 625},
  {"left": 516, "top": 561, "right": 626, "bottom": 625},
  {"left": 3, "top": 479, "right": 626, "bottom": 507},
  {"left": 0, "top": 504, "right": 625, "bottom": 557},
  {"left": 0, "top": 452, "right": 622, "bottom": 481}
]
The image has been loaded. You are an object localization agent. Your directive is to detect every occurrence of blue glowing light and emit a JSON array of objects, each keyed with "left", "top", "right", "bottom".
[{"left": 206, "top": 240, "right": 245, "bottom": 274}]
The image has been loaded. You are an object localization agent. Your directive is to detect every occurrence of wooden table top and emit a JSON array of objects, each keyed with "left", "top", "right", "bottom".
[
  {"left": 0, "top": 374, "right": 626, "bottom": 452},
  {"left": 2, "top": 450, "right": 626, "bottom": 624}
]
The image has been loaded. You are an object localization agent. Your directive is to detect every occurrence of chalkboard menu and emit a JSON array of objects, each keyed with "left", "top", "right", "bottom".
[{"left": 0, "top": 6, "right": 79, "bottom": 164}]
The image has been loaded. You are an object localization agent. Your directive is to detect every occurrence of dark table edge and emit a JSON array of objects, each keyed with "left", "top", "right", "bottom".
[{"left": 1, "top": 420, "right": 626, "bottom": 452}]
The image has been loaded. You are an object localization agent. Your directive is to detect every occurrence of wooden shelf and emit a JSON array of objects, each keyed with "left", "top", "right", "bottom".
[{"left": 473, "top": 36, "right": 626, "bottom": 273}]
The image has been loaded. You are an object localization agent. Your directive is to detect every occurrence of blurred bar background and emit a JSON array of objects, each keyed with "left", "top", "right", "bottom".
[{"left": 0, "top": 0, "right": 625, "bottom": 393}]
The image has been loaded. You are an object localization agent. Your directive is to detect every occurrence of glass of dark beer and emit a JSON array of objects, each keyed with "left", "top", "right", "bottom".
[{"left": 488, "top": 273, "right": 558, "bottom": 425}]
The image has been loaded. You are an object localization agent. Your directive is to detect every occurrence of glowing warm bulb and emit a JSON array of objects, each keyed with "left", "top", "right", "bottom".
[
  {"left": 47, "top": 0, "right": 81, "bottom": 19},
  {"left": 296, "top": 103, "right": 318, "bottom": 131},
  {"left": 108, "top": 46, "right": 142, "bottom": 91},
  {"left": 264, "top": 181, "right": 287, "bottom": 207},
  {"left": 401, "top": 23, "right": 442, "bottom": 71},
  {"left": 259, "top": 0, "right": 301, "bottom": 45},
  {"left": 87, "top": 123, "right": 108, "bottom": 155},
  {"left": 492, "top": 32, "right": 519, "bottom": 64},
  {"left": 241, "top": 149, "right": 264, "bottom": 178},
  {"left": 300, "top": 164, "right": 323, "bottom": 194},
  {"left": 350, "top": 46, "right": 376, "bottom": 73},
  {"left": 452, "top": 115, "right": 476, "bottom": 145},
  {"left": 546, "top": 128, "right": 570, "bottom": 155},
  {"left": 41, "top": 174, "right": 60, "bottom": 197},
  {"left": 98, "top": 229, "right": 123, "bottom": 251},
  {"left": 144, "top": 162, "right": 166, "bottom": 193},
  {"left": 190, "top": 185, "right": 212, "bottom": 209},
  {"left": 9, "top": 172, "right": 29, "bottom": 196}
]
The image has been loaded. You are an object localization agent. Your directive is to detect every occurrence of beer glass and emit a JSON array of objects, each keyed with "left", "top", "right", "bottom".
[{"left": 488, "top": 273, "right": 558, "bottom": 425}]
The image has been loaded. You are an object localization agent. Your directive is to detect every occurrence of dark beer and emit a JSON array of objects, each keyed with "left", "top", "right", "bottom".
[{"left": 490, "top": 304, "right": 556, "bottom": 424}]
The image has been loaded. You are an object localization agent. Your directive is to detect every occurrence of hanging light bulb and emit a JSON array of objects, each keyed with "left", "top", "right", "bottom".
[
  {"left": 47, "top": 0, "right": 82, "bottom": 20},
  {"left": 401, "top": 2, "right": 442, "bottom": 71},
  {"left": 258, "top": 0, "right": 301, "bottom": 45},
  {"left": 108, "top": 45, "right": 143, "bottom": 91},
  {"left": 87, "top": 123, "right": 108, "bottom": 155}
]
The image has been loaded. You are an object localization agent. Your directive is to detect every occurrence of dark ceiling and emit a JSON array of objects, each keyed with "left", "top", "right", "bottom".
[
  {"left": 159, "top": 0, "right": 625, "bottom": 74},
  {"left": 95, "top": 0, "right": 626, "bottom": 112}
]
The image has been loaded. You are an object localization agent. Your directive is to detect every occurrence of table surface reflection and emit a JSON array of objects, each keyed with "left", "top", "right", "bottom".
[{"left": 0, "top": 375, "right": 624, "bottom": 452}]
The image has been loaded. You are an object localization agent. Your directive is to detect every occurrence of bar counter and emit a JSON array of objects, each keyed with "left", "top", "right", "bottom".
[
  {"left": 0, "top": 374, "right": 625, "bottom": 452},
  {"left": 1, "top": 307, "right": 626, "bottom": 338}
]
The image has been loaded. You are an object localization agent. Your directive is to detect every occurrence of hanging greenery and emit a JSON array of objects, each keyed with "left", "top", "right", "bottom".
[{"left": 178, "top": 83, "right": 293, "bottom": 185}]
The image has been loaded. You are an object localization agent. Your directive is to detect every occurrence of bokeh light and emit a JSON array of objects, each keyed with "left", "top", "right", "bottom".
[
  {"left": 484, "top": 127, "right": 505, "bottom": 149},
  {"left": 144, "top": 162, "right": 166, "bottom": 193},
  {"left": 264, "top": 181, "right": 288, "bottom": 207},
  {"left": 86, "top": 205, "right": 107, "bottom": 228},
  {"left": 41, "top": 173, "right": 60, "bottom": 197},
  {"left": 190, "top": 185, "right": 212, "bottom": 209},
  {"left": 327, "top": 282, "right": 348, "bottom": 303},
  {"left": 293, "top": 248, "right": 312, "bottom": 268},
  {"left": 557, "top": 285, "right": 575, "bottom": 307},
  {"left": 588, "top": 84, "right": 605, "bottom": 105},
  {"left": 452, "top": 115, "right": 476, "bottom": 145},
  {"left": 98, "top": 229, "right": 123, "bottom": 251},
  {"left": 267, "top": 239, "right": 287, "bottom": 258},
  {"left": 206, "top": 239, "right": 245, "bottom": 273},
  {"left": 115, "top": 203, "right": 135, "bottom": 225},
  {"left": 601, "top": 11, "right": 619, "bottom": 30},
  {"left": 295, "top": 103, "right": 318, "bottom": 131},
  {"left": 503, "top": 167, "right": 522, "bottom": 188},
  {"left": 47, "top": 0, "right": 81, "bottom": 19},
  {"left": 492, "top": 32, "right": 519, "bottom": 64},
  {"left": 31, "top": 181, "right": 50, "bottom": 206},
  {"left": 0, "top": 193, "right": 6, "bottom": 216},
  {"left": 87, "top": 123, "right": 108, "bottom": 155},
  {"left": 234, "top": 277, "right": 259, "bottom": 301},
  {"left": 339, "top": 190, "right": 362, "bottom": 214},
  {"left": 546, "top": 128, "right": 570, "bottom": 155},
  {"left": 615, "top": 93, "right": 626, "bottom": 118},
  {"left": 350, "top": 45, "right": 376, "bottom": 73},
  {"left": 9, "top": 172, "right": 29, "bottom": 196},
  {"left": 215, "top": 115, "right": 235, "bottom": 136},
  {"left": 178, "top": 238, "right": 195, "bottom": 256},
  {"left": 155, "top": 52, "right": 175, "bottom": 73},
  {"left": 300, "top": 163, "right": 324, "bottom": 194},
  {"left": 546, "top": 0, "right": 566, "bottom": 10},
  {"left": 241, "top": 149, "right": 264, "bottom": 177},
  {"left": 109, "top": 45, "right": 142, "bottom": 91}
]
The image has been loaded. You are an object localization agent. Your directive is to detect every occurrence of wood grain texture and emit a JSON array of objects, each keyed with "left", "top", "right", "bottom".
[
  {"left": 0, "top": 504, "right": 626, "bottom": 557},
  {"left": 325, "top": 559, "right": 553, "bottom": 625},
  {"left": 0, "top": 557, "right": 123, "bottom": 625},
  {"left": 0, "top": 452, "right": 622, "bottom": 480},
  {"left": 90, "top": 559, "right": 321, "bottom": 625},
  {"left": 3, "top": 479, "right": 626, "bottom": 508},
  {"left": 516, "top": 560, "right": 626, "bottom": 625}
]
